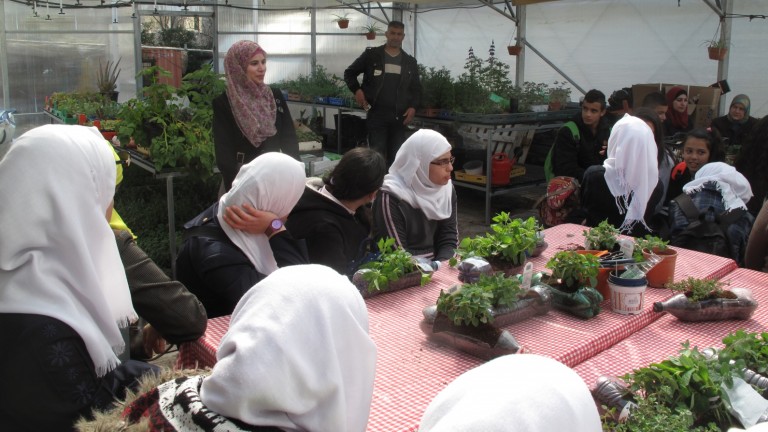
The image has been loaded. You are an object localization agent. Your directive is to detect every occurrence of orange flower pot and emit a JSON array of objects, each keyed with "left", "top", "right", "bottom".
[{"left": 643, "top": 247, "right": 677, "bottom": 288}]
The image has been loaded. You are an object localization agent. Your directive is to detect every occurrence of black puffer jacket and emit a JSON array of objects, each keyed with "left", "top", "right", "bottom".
[
  {"left": 176, "top": 203, "right": 308, "bottom": 318},
  {"left": 286, "top": 179, "right": 372, "bottom": 276}
]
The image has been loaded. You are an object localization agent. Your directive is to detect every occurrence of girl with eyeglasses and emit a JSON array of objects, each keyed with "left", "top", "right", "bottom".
[{"left": 372, "top": 129, "right": 458, "bottom": 262}]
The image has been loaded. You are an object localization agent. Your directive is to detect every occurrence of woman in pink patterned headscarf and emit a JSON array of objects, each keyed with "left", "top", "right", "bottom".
[{"left": 213, "top": 40, "right": 299, "bottom": 191}]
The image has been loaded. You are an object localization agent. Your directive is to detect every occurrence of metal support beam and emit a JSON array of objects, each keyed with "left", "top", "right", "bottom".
[
  {"left": 514, "top": 4, "right": 525, "bottom": 87},
  {"left": 716, "top": 0, "right": 732, "bottom": 115},
  {"left": 479, "top": 0, "right": 517, "bottom": 23},
  {"left": 0, "top": 0, "right": 7, "bottom": 109}
]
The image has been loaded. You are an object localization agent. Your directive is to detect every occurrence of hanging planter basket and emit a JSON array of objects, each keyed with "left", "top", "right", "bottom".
[
  {"left": 708, "top": 46, "right": 728, "bottom": 61},
  {"left": 337, "top": 19, "right": 350, "bottom": 29},
  {"left": 507, "top": 45, "right": 523, "bottom": 56},
  {"left": 365, "top": 32, "right": 376, "bottom": 40}
]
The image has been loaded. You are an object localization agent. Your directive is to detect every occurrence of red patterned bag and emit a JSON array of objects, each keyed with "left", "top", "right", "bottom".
[{"left": 537, "top": 176, "right": 581, "bottom": 227}]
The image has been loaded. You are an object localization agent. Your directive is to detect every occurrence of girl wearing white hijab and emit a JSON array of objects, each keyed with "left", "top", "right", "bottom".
[
  {"left": 0, "top": 124, "right": 156, "bottom": 430},
  {"left": 176, "top": 152, "right": 309, "bottom": 318},
  {"left": 97, "top": 264, "right": 377, "bottom": 432},
  {"left": 581, "top": 114, "right": 663, "bottom": 235},
  {"left": 419, "top": 354, "right": 602, "bottom": 432},
  {"left": 372, "top": 129, "right": 458, "bottom": 261},
  {"left": 669, "top": 161, "right": 754, "bottom": 264}
]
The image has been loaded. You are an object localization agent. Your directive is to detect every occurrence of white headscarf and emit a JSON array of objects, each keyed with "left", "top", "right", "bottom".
[
  {"left": 0, "top": 124, "right": 135, "bottom": 376},
  {"left": 419, "top": 354, "right": 602, "bottom": 432},
  {"left": 217, "top": 152, "right": 306, "bottom": 275},
  {"left": 200, "top": 264, "right": 377, "bottom": 432},
  {"left": 603, "top": 114, "right": 659, "bottom": 232},
  {"left": 683, "top": 162, "right": 753, "bottom": 212},
  {"left": 381, "top": 129, "right": 453, "bottom": 220}
]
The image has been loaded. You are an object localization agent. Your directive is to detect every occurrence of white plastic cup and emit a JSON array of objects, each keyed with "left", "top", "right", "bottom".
[{"left": 608, "top": 272, "right": 647, "bottom": 315}]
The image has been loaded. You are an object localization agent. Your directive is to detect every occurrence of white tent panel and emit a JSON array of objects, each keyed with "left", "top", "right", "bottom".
[{"left": 416, "top": 0, "right": 768, "bottom": 116}]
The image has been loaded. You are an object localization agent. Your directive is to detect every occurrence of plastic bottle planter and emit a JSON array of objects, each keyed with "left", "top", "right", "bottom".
[
  {"left": 419, "top": 315, "right": 522, "bottom": 360},
  {"left": 419, "top": 285, "right": 551, "bottom": 360},
  {"left": 352, "top": 269, "right": 424, "bottom": 299},
  {"left": 652, "top": 287, "right": 758, "bottom": 322},
  {"left": 608, "top": 272, "right": 647, "bottom": 315},
  {"left": 422, "top": 285, "right": 552, "bottom": 328},
  {"left": 539, "top": 274, "right": 604, "bottom": 319}
]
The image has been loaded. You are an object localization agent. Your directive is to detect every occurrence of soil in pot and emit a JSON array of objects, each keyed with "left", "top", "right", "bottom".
[
  {"left": 486, "top": 256, "right": 524, "bottom": 277},
  {"left": 432, "top": 312, "right": 502, "bottom": 347},
  {"left": 643, "top": 247, "right": 677, "bottom": 288}
]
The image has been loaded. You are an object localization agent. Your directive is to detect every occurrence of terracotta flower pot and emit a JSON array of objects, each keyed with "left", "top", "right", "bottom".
[
  {"left": 643, "top": 247, "right": 677, "bottom": 288},
  {"left": 365, "top": 32, "right": 376, "bottom": 40},
  {"left": 575, "top": 250, "right": 613, "bottom": 300},
  {"left": 708, "top": 46, "right": 728, "bottom": 61},
  {"left": 337, "top": 19, "right": 350, "bottom": 29},
  {"left": 507, "top": 45, "right": 522, "bottom": 56}
]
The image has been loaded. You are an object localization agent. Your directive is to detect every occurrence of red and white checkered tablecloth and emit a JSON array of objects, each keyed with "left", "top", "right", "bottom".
[
  {"left": 176, "top": 223, "right": 739, "bottom": 432},
  {"left": 574, "top": 267, "right": 768, "bottom": 390}
]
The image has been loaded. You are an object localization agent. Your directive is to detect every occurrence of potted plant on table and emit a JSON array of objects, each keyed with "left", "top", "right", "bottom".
[
  {"left": 543, "top": 251, "right": 603, "bottom": 318},
  {"left": 634, "top": 235, "right": 677, "bottom": 288},
  {"left": 419, "top": 273, "right": 534, "bottom": 359},
  {"left": 96, "top": 57, "right": 121, "bottom": 102},
  {"left": 332, "top": 13, "right": 351, "bottom": 29},
  {"left": 450, "top": 213, "right": 540, "bottom": 275},
  {"left": 583, "top": 219, "right": 620, "bottom": 251},
  {"left": 361, "top": 23, "right": 381, "bottom": 40},
  {"left": 352, "top": 237, "right": 433, "bottom": 298},
  {"left": 652, "top": 277, "right": 758, "bottom": 321}
]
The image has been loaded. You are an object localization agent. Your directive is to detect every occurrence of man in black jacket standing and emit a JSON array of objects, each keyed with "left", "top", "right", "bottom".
[{"left": 344, "top": 20, "right": 421, "bottom": 166}]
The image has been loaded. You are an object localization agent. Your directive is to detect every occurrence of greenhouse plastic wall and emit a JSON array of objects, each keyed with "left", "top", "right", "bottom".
[{"left": 3, "top": 1, "right": 136, "bottom": 134}]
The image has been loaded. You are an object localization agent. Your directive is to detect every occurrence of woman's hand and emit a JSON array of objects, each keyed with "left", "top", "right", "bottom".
[{"left": 223, "top": 204, "right": 278, "bottom": 235}]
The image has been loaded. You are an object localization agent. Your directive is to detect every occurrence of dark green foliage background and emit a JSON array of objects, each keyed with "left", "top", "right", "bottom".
[{"left": 115, "top": 166, "right": 219, "bottom": 274}]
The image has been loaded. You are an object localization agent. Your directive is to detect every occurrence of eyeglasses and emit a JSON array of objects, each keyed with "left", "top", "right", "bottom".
[
  {"left": 116, "top": 150, "right": 131, "bottom": 168},
  {"left": 430, "top": 156, "right": 455, "bottom": 167}
]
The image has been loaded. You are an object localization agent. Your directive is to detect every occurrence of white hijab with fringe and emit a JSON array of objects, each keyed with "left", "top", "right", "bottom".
[
  {"left": 0, "top": 124, "right": 135, "bottom": 376},
  {"left": 419, "top": 354, "right": 602, "bottom": 432},
  {"left": 603, "top": 114, "right": 659, "bottom": 232},
  {"left": 217, "top": 152, "right": 306, "bottom": 275},
  {"left": 381, "top": 129, "right": 453, "bottom": 220},
  {"left": 201, "top": 264, "right": 377, "bottom": 432},
  {"left": 683, "top": 161, "right": 752, "bottom": 211}
]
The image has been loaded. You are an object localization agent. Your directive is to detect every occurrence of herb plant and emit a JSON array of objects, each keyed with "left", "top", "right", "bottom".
[
  {"left": 719, "top": 330, "right": 768, "bottom": 375},
  {"left": 545, "top": 251, "right": 600, "bottom": 290},
  {"left": 633, "top": 235, "right": 669, "bottom": 261},
  {"left": 607, "top": 394, "right": 719, "bottom": 432},
  {"left": 622, "top": 342, "right": 733, "bottom": 427},
  {"left": 436, "top": 273, "right": 525, "bottom": 327},
  {"left": 583, "top": 219, "right": 619, "bottom": 251},
  {"left": 665, "top": 277, "right": 728, "bottom": 302},
  {"left": 360, "top": 238, "right": 431, "bottom": 293},
  {"left": 450, "top": 213, "right": 540, "bottom": 267}
]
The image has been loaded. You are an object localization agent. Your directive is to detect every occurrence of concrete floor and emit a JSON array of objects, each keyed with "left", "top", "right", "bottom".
[{"left": 455, "top": 183, "right": 546, "bottom": 239}]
